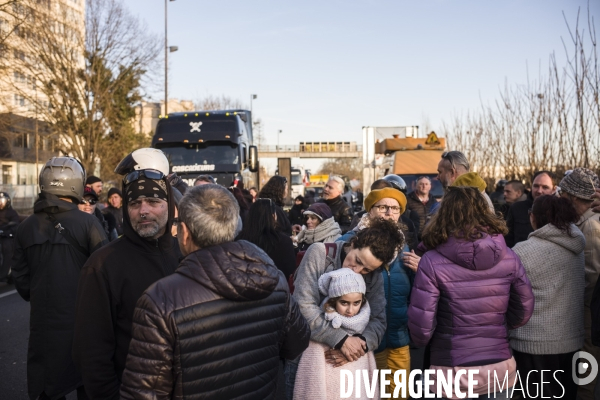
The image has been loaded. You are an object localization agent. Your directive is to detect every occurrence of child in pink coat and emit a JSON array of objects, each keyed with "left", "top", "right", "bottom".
[{"left": 293, "top": 268, "right": 379, "bottom": 400}]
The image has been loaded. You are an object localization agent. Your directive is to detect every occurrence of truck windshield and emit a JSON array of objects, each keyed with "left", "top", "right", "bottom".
[
  {"left": 156, "top": 142, "right": 239, "bottom": 173},
  {"left": 291, "top": 172, "right": 303, "bottom": 185}
]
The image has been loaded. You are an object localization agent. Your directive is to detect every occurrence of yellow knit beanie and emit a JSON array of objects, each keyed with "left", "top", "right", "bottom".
[
  {"left": 364, "top": 188, "right": 407, "bottom": 214},
  {"left": 451, "top": 172, "right": 487, "bottom": 192}
]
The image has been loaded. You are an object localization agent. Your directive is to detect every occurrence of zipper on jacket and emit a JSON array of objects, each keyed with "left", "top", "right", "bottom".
[{"left": 386, "top": 266, "right": 391, "bottom": 348}]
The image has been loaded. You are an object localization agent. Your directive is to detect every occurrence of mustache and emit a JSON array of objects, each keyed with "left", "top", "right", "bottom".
[{"left": 135, "top": 218, "right": 158, "bottom": 224}]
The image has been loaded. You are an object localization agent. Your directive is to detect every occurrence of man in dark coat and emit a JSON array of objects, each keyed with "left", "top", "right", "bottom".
[
  {"left": 405, "top": 176, "right": 436, "bottom": 239},
  {"left": 505, "top": 171, "right": 556, "bottom": 247},
  {"left": 120, "top": 184, "right": 310, "bottom": 400},
  {"left": 0, "top": 192, "right": 20, "bottom": 283},
  {"left": 317, "top": 176, "right": 353, "bottom": 233},
  {"left": 499, "top": 180, "right": 527, "bottom": 219},
  {"left": 102, "top": 187, "right": 123, "bottom": 236},
  {"left": 73, "top": 148, "right": 181, "bottom": 400},
  {"left": 12, "top": 157, "right": 108, "bottom": 400}
]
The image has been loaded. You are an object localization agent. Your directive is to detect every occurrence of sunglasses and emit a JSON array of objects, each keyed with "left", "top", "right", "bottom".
[
  {"left": 441, "top": 151, "right": 456, "bottom": 170},
  {"left": 81, "top": 198, "right": 98, "bottom": 205},
  {"left": 123, "top": 169, "right": 165, "bottom": 186}
]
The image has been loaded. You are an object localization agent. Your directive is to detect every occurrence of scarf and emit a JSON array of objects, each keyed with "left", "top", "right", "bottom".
[
  {"left": 296, "top": 217, "right": 342, "bottom": 246},
  {"left": 321, "top": 298, "right": 371, "bottom": 336}
]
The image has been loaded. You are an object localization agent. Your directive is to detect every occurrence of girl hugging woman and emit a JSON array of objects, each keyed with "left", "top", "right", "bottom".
[{"left": 293, "top": 268, "right": 379, "bottom": 400}]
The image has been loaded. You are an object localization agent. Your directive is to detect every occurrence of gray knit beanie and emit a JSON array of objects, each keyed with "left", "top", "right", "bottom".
[
  {"left": 318, "top": 268, "right": 366, "bottom": 298},
  {"left": 559, "top": 167, "right": 599, "bottom": 200}
]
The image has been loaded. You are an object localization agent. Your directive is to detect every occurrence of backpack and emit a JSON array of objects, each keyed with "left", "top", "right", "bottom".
[{"left": 288, "top": 242, "right": 338, "bottom": 294}]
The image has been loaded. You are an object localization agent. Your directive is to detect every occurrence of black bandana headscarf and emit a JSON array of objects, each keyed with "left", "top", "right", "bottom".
[{"left": 126, "top": 179, "right": 168, "bottom": 202}]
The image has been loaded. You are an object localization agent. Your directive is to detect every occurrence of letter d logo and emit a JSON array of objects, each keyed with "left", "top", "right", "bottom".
[{"left": 572, "top": 351, "right": 598, "bottom": 385}]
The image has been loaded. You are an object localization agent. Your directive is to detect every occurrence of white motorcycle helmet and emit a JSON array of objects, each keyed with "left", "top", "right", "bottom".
[{"left": 114, "top": 148, "right": 170, "bottom": 177}]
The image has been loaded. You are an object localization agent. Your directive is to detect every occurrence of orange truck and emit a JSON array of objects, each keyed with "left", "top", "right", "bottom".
[{"left": 376, "top": 131, "right": 446, "bottom": 199}]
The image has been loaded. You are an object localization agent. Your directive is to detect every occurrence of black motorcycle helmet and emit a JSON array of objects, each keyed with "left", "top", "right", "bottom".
[
  {"left": 495, "top": 179, "right": 508, "bottom": 191},
  {"left": 0, "top": 192, "right": 10, "bottom": 210},
  {"left": 382, "top": 174, "right": 407, "bottom": 194}
]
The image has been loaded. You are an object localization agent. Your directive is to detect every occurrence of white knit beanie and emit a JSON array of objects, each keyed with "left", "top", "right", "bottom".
[{"left": 318, "top": 268, "right": 366, "bottom": 298}]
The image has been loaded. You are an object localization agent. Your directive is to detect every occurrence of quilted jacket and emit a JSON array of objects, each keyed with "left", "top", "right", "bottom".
[
  {"left": 376, "top": 245, "right": 413, "bottom": 352},
  {"left": 119, "top": 240, "right": 310, "bottom": 400},
  {"left": 408, "top": 233, "right": 534, "bottom": 367}
]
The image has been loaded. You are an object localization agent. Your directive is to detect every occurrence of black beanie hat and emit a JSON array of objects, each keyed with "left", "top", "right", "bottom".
[
  {"left": 107, "top": 187, "right": 122, "bottom": 199},
  {"left": 86, "top": 175, "right": 102, "bottom": 185}
]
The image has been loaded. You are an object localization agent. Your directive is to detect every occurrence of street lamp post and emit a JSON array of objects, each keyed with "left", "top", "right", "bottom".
[
  {"left": 165, "top": 0, "right": 178, "bottom": 115},
  {"left": 277, "top": 129, "right": 282, "bottom": 151},
  {"left": 250, "top": 94, "right": 257, "bottom": 114}
]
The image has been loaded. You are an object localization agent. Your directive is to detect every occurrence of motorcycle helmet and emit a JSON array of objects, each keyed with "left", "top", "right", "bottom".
[
  {"left": 382, "top": 174, "right": 407, "bottom": 194},
  {"left": 39, "top": 157, "right": 86, "bottom": 203},
  {"left": 0, "top": 192, "right": 10, "bottom": 210},
  {"left": 114, "top": 148, "right": 170, "bottom": 176},
  {"left": 496, "top": 179, "right": 508, "bottom": 191}
]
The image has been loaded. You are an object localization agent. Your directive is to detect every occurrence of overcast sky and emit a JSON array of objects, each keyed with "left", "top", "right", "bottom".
[{"left": 123, "top": 0, "right": 599, "bottom": 172}]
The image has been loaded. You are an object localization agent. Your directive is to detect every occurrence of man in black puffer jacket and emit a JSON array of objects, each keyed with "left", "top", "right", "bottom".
[
  {"left": 317, "top": 176, "right": 353, "bottom": 233},
  {"left": 120, "top": 184, "right": 310, "bottom": 400}
]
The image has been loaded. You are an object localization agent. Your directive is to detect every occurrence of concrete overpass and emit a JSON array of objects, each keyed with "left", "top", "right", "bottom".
[{"left": 257, "top": 142, "right": 362, "bottom": 159}]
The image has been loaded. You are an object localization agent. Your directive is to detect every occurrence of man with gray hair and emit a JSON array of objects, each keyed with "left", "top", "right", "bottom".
[
  {"left": 318, "top": 176, "right": 353, "bottom": 233},
  {"left": 120, "top": 184, "right": 310, "bottom": 400},
  {"left": 435, "top": 150, "right": 495, "bottom": 213},
  {"left": 437, "top": 150, "right": 470, "bottom": 189}
]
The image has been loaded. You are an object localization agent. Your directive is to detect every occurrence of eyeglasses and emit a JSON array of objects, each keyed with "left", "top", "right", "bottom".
[
  {"left": 441, "top": 151, "right": 456, "bottom": 170},
  {"left": 123, "top": 169, "right": 165, "bottom": 186},
  {"left": 81, "top": 198, "right": 97, "bottom": 205},
  {"left": 372, "top": 204, "right": 401, "bottom": 214}
]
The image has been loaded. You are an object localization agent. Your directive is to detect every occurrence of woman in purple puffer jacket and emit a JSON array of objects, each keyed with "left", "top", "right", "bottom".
[{"left": 408, "top": 186, "right": 534, "bottom": 400}]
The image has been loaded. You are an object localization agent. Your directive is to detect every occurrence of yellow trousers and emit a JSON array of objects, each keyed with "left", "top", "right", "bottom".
[{"left": 375, "top": 345, "right": 410, "bottom": 400}]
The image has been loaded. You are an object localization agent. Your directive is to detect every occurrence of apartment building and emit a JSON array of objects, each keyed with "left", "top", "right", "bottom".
[{"left": 0, "top": 0, "right": 85, "bottom": 211}]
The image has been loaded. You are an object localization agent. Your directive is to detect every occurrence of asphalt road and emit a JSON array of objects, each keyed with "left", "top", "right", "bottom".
[
  {"left": 0, "top": 282, "right": 31, "bottom": 400},
  {"left": 0, "top": 283, "right": 79, "bottom": 400},
  {"left": 0, "top": 281, "right": 284, "bottom": 400}
]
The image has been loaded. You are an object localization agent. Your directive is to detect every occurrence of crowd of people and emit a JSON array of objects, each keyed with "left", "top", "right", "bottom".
[{"left": 3, "top": 146, "right": 600, "bottom": 400}]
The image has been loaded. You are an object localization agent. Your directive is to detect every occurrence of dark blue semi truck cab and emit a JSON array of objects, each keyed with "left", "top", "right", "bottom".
[{"left": 151, "top": 109, "right": 259, "bottom": 188}]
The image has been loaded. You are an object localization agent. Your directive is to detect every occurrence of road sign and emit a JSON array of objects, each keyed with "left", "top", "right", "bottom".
[{"left": 425, "top": 131, "right": 440, "bottom": 145}]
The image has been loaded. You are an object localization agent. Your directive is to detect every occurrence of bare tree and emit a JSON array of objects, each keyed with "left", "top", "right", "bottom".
[
  {"left": 195, "top": 94, "right": 246, "bottom": 110},
  {"left": 0, "top": 1, "right": 27, "bottom": 46},
  {"left": 318, "top": 157, "right": 363, "bottom": 180},
  {"left": 443, "top": 6, "right": 600, "bottom": 184},
  {"left": 0, "top": 0, "right": 160, "bottom": 176}
]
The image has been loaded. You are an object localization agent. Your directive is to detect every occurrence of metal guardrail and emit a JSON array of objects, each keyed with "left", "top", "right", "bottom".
[{"left": 258, "top": 143, "right": 362, "bottom": 153}]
